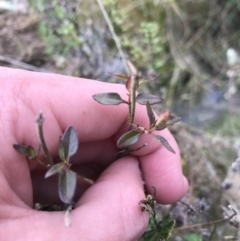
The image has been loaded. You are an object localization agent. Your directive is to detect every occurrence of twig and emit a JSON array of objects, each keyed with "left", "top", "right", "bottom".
[
  {"left": 95, "top": 0, "right": 129, "bottom": 73},
  {"left": 174, "top": 207, "right": 237, "bottom": 232},
  {"left": 36, "top": 113, "right": 54, "bottom": 166},
  {"left": 0, "top": 55, "right": 46, "bottom": 72}
]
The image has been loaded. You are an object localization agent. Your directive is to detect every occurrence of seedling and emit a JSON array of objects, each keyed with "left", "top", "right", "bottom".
[
  {"left": 93, "top": 71, "right": 180, "bottom": 154},
  {"left": 13, "top": 68, "right": 180, "bottom": 231},
  {"left": 13, "top": 113, "right": 79, "bottom": 227},
  {"left": 139, "top": 187, "right": 176, "bottom": 241}
]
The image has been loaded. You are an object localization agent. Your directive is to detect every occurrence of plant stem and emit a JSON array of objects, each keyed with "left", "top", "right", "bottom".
[
  {"left": 96, "top": 0, "right": 129, "bottom": 73},
  {"left": 36, "top": 112, "right": 54, "bottom": 166},
  {"left": 173, "top": 208, "right": 237, "bottom": 232}
]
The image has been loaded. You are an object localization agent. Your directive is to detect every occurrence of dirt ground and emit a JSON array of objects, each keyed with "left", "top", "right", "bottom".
[{"left": 0, "top": 8, "right": 46, "bottom": 68}]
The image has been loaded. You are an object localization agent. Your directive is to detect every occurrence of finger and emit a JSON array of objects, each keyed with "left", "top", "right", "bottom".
[
  {"left": 139, "top": 128, "right": 188, "bottom": 204},
  {"left": 0, "top": 67, "right": 128, "bottom": 149},
  {"left": 1, "top": 156, "right": 148, "bottom": 241},
  {"left": 74, "top": 156, "right": 148, "bottom": 240}
]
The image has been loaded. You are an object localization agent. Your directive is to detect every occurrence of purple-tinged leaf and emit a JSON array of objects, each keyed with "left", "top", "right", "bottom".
[
  {"left": 62, "top": 126, "right": 79, "bottom": 161},
  {"left": 115, "top": 143, "right": 147, "bottom": 158},
  {"left": 92, "top": 93, "right": 126, "bottom": 105},
  {"left": 117, "top": 130, "right": 142, "bottom": 148},
  {"left": 154, "top": 135, "right": 175, "bottom": 154},
  {"left": 167, "top": 115, "right": 181, "bottom": 126},
  {"left": 45, "top": 163, "right": 64, "bottom": 178},
  {"left": 108, "top": 72, "right": 128, "bottom": 81},
  {"left": 136, "top": 93, "right": 163, "bottom": 105},
  {"left": 13, "top": 144, "right": 40, "bottom": 159},
  {"left": 146, "top": 101, "right": 156, "bottom": 126},
  {"left": 59, "top": 169, "right": 77, "bottom": 204}
]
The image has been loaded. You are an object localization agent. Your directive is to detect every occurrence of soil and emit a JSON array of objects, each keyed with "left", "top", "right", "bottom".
[{"left": 0, "top": 8, "right": 47, "bottom": 68}]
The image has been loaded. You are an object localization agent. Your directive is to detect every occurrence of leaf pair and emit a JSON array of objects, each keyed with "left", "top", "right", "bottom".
[
  {"left": 116, "top": 102, "right": 180, "bottom": 153},
  {"left": 13, "top": 144, "right": 40, "bottom": 160},
  {"left": 93, "top": 72, "right": 163, "bottom": 125},
  {"left": 45, "top": 126, "right": 79, "bottom": 205},
  {"left": 92, "top": 71, "right": 180, "bottom": 155},
  {"left": 117, "top": 129, "right": 176, "bottom": 154},
  {"left": 92, "top": 92, "right": 163, "bottom": 106}
]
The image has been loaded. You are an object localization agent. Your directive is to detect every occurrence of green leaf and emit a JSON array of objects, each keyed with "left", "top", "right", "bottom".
[
  {"left": 13, "top": 144, "right": 39, "bottom": 159},
  {"left": 146, "top": 212, "right": 158, "bottom": 232},
  {"left": 142, "top": 215, "right": 175, "bottom": 241},
  {"left": 146, "top": 101, "right": 156, "bottom": 126},
  {"left": 157, "top": 214, "right": 175, "bottom": 240},
  {"left": 136, "top": 93, "right": 163, "bottom": 105},
  {"left": 62, "top": 126, "right": 79, "bottom": 161},
  {"left": 184, "top": 233, "right": 203, "bottom": 241},
  {"left": 59, "top": 138, "right": 65, "bottom": 161},
  {"left": 59, "top": 169, "right": 77, "bottom": 204},
  {"left": 45, "top": 163, "right": 65, "bottom": 178},
  {"left": 117, "top": 130, "right": 142, "bottom": 148},
  {"left": 92, "top": 93, "right": 126, "bottom": 105},
  {"left": 142, "top": 229, "right": 162, "bottom": 241},
  {"left": 154, "top": 135, "right": 175, "bottom": 154}
]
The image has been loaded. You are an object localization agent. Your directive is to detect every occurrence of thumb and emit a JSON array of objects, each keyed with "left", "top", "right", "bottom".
[{"left": 74, "top": 156, "right": 148, "bottom": 240}]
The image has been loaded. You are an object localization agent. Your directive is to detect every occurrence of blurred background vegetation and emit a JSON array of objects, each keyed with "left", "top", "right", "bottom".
[
  {"left": 1, "top": 0, "right": 240, "bottom": 240},
  {"left": 9, "top": 0, "right": 240, "bottom": 132}
]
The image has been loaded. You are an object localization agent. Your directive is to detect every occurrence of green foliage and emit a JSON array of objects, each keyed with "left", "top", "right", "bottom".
[
  {"left": 142, "top": 215, "right": 175, "bottom": 241},
  {"left": 30, "top": 0, "right": 82, "bottom": 56},
  {"left": 139, "top": 191, "right": 175, "bottom": 241},
  {"left": 184, "top": 233, "right": 203, "bottom": 241},
  {"left": 103, "top": 1, "right": 172, "bottom": 82}
]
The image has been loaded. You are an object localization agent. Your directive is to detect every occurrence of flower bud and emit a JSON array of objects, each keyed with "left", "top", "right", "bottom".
[{"left": 154, "top": 111, "right": 170, "bottom": 130}]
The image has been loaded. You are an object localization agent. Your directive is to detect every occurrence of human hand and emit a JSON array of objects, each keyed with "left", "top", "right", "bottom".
[{"left": 0, "top": 67, "right": 188, "bottom": 240}]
